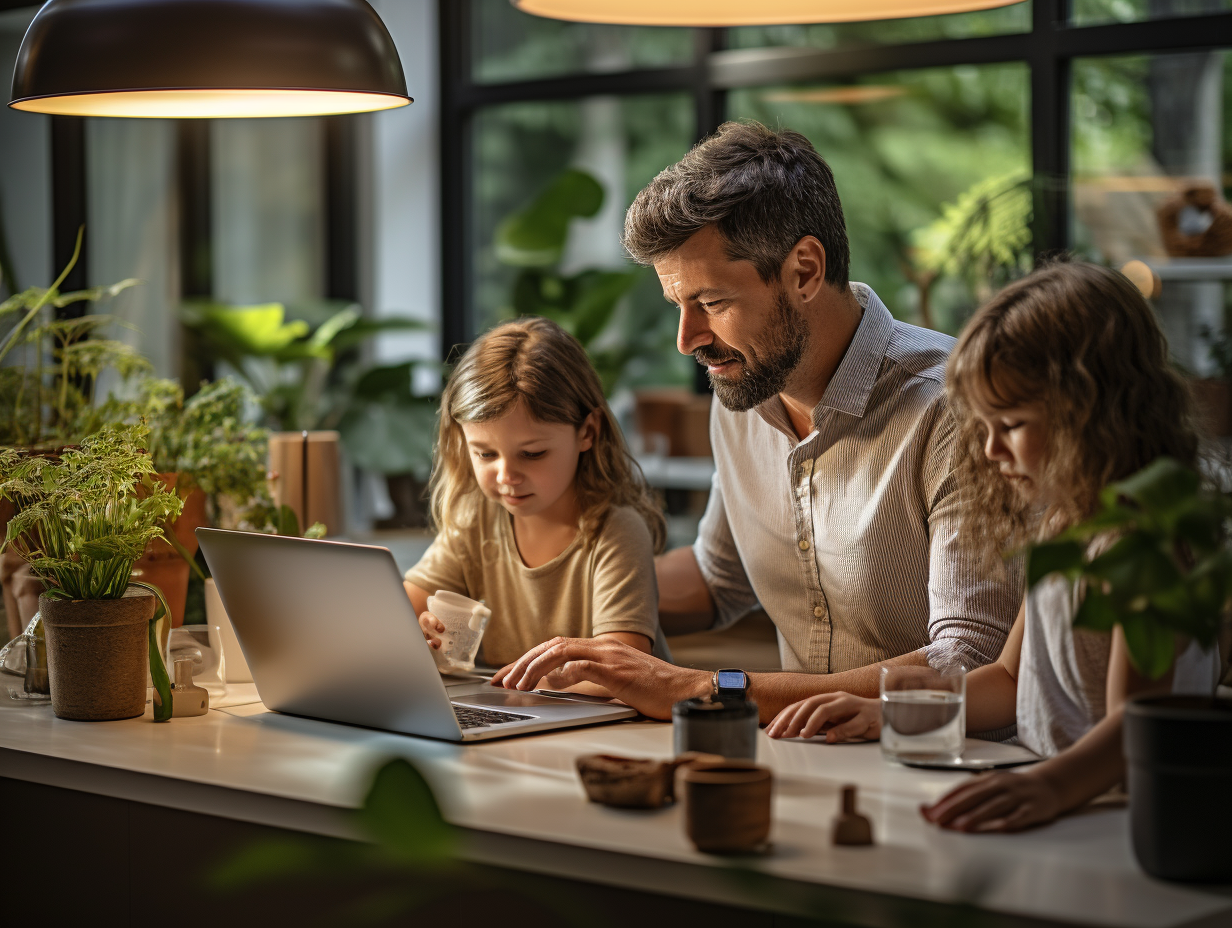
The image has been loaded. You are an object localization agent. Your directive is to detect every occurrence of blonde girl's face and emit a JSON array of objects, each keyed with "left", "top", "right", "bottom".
[
  {"left": 970, "top": 399, "right": 1050, "bottom": 501},
  {"left": 460, "top": 400, "right": 597, "bottom": 522}
]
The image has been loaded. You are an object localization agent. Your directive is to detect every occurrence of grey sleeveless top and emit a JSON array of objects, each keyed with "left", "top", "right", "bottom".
[{"left": 1017, "top": 574, "right": 1222, "bottom": 758}]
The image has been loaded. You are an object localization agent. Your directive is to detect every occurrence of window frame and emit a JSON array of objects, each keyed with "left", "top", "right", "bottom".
[{"left": 439, "top": 0, "right": 1232, "bottom": 359}]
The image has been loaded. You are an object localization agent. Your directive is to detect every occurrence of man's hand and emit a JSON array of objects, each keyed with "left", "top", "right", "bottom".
[
  {"left": 765, "top": 693, "right": 881, "bottom": 742},
  {"left": 920, "top": 770, "right": 1065, "bottom": 833},
  {"left": 491, "top": 637, "right": 711, "bottom": 720}
]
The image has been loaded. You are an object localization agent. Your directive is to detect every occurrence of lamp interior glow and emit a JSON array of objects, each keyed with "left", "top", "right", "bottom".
[
  {"left": 512, "top": 0, "right": 1025, "bottom": 25},
  {"left": 10, "top": 89, "right": 412, "bottom": 119}
]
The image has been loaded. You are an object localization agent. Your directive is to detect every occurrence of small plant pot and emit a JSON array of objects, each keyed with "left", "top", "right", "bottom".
[
  {"left": 677, "top": 758, "right": 773, "bottom": 854},
  {"left": 40, "top": 588, "right": 155, "bottom": 721},
  {"left": 1124, "top": 694, "right": 1232, "bottom": 882}
]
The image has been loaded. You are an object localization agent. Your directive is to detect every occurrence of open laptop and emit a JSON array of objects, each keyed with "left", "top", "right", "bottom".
[{"left": 196, "top": 528, "right": 636, "bottom": 741}]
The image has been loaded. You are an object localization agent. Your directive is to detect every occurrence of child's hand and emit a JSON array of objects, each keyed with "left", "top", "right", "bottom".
[
  {"left": 766, "top": 693, "right": 880, "bottom": 742},
  {"left": 418, "top": 611, "right": 445, "bottom": 650},
  {"left": 920, "top": 770, "right": 1064, "bottom": 833}
]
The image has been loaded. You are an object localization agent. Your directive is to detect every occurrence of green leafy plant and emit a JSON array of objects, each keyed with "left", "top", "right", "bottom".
[
  {"left": 0, "top": 423, "right": 183, "bottom": 718},
  {"left": 0, "top": 233, "right": 145, "bottom": 449},
  {"left": 495, "top": 168, "right": 651, "bottom": 395},
  {"left": 1027, "top": 458, "right": 1232, "bottom": 679}
]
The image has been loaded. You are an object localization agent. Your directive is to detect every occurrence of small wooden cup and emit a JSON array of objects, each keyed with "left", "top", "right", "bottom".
[{"left": 677, "top": 757, "right": 773, "bottom": 854}]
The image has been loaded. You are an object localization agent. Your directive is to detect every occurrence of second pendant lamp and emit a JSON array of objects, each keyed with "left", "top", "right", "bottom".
[{"left": 511, "top": 0, "right": 1025, "bottom": 26}]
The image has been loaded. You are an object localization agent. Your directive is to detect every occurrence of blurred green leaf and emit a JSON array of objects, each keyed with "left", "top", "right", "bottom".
[
  {"left": 1108, "top": 457, "right": 1200, "bottom": 516},
  {"left": 496, "top": 169, "right": 605, "bottom": 268},
  {"left": 356, "top": 758, "right": 455, "bottom": 867},
  {"left": 1072, "top": 588, "right": 1118, "bottom": 632},
  {"left": 1025, "top": 539, "right": 1085, "bottom": 587},
  {"left": 339, "top": 398, "right": 437, "bottom": 479},
  {"left": 1120, "top": 609, "right": 1176, "bottom": 680}
]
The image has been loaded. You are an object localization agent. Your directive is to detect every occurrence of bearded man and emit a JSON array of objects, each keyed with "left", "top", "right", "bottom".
[{"left": 493, "top": 122, "right": 1019, "bottom": 723}]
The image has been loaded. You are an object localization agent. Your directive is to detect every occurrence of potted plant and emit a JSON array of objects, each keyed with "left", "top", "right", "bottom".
[
  {"left": 1027, "top": 457, "right": 1232, "bottom": 882},
  {"left": 0, "top": 424, "right": 181, "bottom": 721},
  {"left": 101, "top": 376, "right": 272, "bottom": 625},
  {"left": 0, "top": 231, "right": 144, "bottom": 636}
]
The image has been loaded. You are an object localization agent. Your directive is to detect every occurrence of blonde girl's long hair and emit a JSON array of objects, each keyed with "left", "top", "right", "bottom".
[
  {"left": 946, "top": 260, "right": 1199, "bottom": 559},
  {"left": 429, "top": 317, "right": 667, "bottom": 553}
]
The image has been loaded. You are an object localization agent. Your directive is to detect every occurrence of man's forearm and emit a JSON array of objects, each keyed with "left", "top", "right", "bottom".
[
  {"left": 747, "top": 649, "right": 929, "bottom": 723},
  {"left": 655, "top": 546, "right": 716, "bottom": 636}
]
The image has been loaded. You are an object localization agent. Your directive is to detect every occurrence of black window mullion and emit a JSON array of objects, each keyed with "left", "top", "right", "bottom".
[
  {"left": 440, "top": 0, "right": 474, "bottom": 360},
  {"left": 1030, "top": 0, "right": 1073, "bottom": 256}
]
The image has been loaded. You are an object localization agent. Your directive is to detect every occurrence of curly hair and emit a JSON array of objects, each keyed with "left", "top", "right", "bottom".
[
  {"left": 430, "top": 317, "right": 666, "bottom": 554},
  {"left": 947, "top": 260, "right": 1199, "bottom": 558}
]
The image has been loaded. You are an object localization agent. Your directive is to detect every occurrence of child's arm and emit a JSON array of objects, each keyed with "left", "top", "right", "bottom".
[
  {"left": 597, "top": 631, "right": 652, "bottom": 653},
  {"left": 921, "top": 625, "right": 1173, "bottom": 833},
  {"left": 767, "top": 601, "right": 1026, "bottom": 740},
  {"left": 404, "top": 580, "right": 444, "bottom": 650}
]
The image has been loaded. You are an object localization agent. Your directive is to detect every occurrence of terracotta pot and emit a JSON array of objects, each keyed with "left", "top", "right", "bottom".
[
  {"left": 1191, "top": 378, "right": 1232, "bottom": 438},
  {"left": 0, "top": 499, "right": 45, "bottom": 639},
  {"left": 40, "top": 588, "right": 155, "bottom": 721},
  {"left": 131, "top": 476, "right": 207, "bottom": 628},
  {"left": 678, "top": 758, "right": 773, "bottom": 854}
]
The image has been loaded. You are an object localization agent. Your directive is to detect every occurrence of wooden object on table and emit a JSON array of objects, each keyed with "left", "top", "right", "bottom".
[
  {"left": 832, "top": 784, "right": 874, "bottom": 846},
  {"left": 1157, "top": 182, "right": 1232, "bottom": 258},
  {"left": 576, "top": 751, "right": 724, "bottom": 809},
  {"left": 678, "top": 756, "right": 773, "bottom": 853},
  {"left": 268, "top": 431, "right": 343, "bottom": 534}
]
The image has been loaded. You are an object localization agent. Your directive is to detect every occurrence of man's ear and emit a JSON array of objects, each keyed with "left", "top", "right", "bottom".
[
  {"left": 578, "top": 409, "right": 602, "bottom": 452},
  {"left": 784, "top": 235, "right": 827, "bottom": 304}
]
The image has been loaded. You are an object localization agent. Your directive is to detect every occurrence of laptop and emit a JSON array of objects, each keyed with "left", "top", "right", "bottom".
[{"left": 196, "top": 528, "right": 637, "bottom": 741}]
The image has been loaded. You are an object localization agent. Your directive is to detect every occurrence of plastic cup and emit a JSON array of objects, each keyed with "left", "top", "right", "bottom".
[{"left": 426, "top": 591, "right": 491, "bottom": 674}]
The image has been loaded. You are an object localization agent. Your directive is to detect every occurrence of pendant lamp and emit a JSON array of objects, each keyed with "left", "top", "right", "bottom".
[
  {"left": 511, "top": 0, "right": 1024, "bottom": 26},
  {"left": 10, "top": 0, "right": 411, "bottom": 118}
]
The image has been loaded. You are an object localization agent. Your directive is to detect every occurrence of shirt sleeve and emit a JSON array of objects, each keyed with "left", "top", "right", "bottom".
[
  {"left": 922, "top": 403, "right": 1022, "bottom": 670},
  {"left": 589, "top": 508, "right": 660, "bottom": 644},
  {"left": 404, "top": 528, "right": 471, "bottom": 599},
  {"left": 692, "top": 467, "right": 761, "bottom": 632}
]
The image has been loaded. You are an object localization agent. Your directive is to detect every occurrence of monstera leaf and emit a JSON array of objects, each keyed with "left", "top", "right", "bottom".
[{"left": 495, "top": 169, "right": 605, "bottom": 268}]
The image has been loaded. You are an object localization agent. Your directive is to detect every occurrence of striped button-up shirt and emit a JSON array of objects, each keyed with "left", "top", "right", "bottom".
[{"left": 693, "top": 284, "right": 1019, "bottom": 674}]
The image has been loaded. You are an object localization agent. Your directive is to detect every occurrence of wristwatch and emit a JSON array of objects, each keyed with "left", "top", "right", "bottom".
[{"left": 712, "top": 668, "right": 750, "bottom": 700}]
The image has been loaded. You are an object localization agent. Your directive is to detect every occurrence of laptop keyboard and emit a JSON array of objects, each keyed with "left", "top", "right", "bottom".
[{"left": 453, "top": 705, "right": 535, "bottom": 730}]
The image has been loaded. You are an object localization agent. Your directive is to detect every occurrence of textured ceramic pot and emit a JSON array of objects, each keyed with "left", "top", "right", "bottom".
[
  {"left": 678, "top": 758, "right": 773, "bottom": 854},
  {"left": 40, "top": 587, "right": 154, "bottom": 721}
]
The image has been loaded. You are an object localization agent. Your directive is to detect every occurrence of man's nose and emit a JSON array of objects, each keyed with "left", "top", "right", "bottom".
[{"left": 677, "top": 304, "right": 713, "bottom": 356}]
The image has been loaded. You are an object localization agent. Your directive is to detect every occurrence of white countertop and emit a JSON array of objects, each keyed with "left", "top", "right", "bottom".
[{"left": 2, "top": 694, "right": 1230, "bottom": 928}]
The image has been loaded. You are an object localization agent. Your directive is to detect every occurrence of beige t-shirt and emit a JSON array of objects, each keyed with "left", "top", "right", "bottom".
[{"left": 404, "top": 498, "right": 660, "bottom": 667}]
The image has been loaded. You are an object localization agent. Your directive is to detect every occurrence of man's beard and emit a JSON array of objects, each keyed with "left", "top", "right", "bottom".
[{"left": 694, "top": 288, "right": 807, "bottom": 412}]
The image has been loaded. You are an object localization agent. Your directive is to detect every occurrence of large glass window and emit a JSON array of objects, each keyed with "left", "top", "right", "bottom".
[
  {"left": 1072, "top": 50, "right": 1231, "bottom": 374},
  {"left": 1071, "top": 0, "right": 1231, "bottom": 27},
  {"left": 472, "top": 93, "right": 697, "bottom": 389},
  {"left": 731, "top": 63, "right": 1030, "bottom": 334},
  {"left": 473, "top": 2, "right": 693, "bottom": 84}
]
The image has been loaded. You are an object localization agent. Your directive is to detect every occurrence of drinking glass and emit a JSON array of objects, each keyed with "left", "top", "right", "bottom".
[
  {"left": 880, "top": 663, "right": 966, "bottom": 764},
  {"left": 427, "top": 591, "right": 491, "bottom": 674}
]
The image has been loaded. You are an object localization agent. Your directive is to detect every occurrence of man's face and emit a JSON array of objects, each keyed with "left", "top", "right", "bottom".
[{"left": 654, "top": 225, "right": 806, "bottom": 412}]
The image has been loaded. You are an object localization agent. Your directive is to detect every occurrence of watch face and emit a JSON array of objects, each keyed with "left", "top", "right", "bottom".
[{"left": 716, "top": 670, "right": 746, "bottom": 690}]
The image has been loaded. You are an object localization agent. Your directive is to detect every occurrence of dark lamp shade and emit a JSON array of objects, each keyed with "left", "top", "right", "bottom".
[
  {"left": 511, "top": 0, "right": 1025, "bottom": 25},
  {"left": 10, "top": 0, "right": 412, "bottom": 118}
]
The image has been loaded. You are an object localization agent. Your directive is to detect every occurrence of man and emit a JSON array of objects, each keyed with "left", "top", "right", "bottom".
[{"left": 493, "top": 122, "right": 1019, "bottom": 721}]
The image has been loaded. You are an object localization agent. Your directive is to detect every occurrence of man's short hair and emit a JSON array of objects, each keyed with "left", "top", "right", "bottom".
[{"left": 622, "top": 121, "right": 850, "bottom": 288}]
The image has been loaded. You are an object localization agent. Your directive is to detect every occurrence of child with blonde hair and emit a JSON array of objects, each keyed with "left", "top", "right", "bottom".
[
  {"left": 404, "top": 316, "right": 668, "bottom": 670},
  {"left": 765, "top": 261, "right": 1222, "bottom": 831}
]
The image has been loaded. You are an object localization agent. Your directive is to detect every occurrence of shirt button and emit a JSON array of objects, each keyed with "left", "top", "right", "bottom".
[
  {"left": 813, "top": 606, "right": 824, "bottom": 618},
  {"left": 798, "top": 539, "right": 810, "bottom": 551}
]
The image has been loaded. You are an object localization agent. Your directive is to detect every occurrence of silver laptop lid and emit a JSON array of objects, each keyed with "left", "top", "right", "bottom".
[{"left": 196, "top": 528, "right": 463, "bottom": 740}]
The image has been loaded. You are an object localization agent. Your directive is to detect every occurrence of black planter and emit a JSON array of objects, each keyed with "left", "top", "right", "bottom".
[{"left": 1123, "top": 694, "right": 1232, "bottom": 882}]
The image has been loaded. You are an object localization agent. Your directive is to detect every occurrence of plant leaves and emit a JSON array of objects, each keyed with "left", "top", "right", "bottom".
[
  {"left": 1026, "top": 539, "right": 1085, "bottom": 588},
  {"left": 1073, "top": 587, "right": 1118, "bottom": 632},
  {"left": 338, "top": 398, "right": 437, "bottom": 478},
  {"left": 1119, "top": 609, "right": 1176, "bottom": 680},
  {"left": 1108, "top": 457, "right": 1199, "bottom": 516},
  {"left": 495, "top": 169, "right": 605, "bottom": 268},
  {"left": 356, "top": 758, "right": 455, "bottom": 867}
]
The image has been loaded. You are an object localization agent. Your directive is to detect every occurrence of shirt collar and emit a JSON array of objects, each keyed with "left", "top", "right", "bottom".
[
  {"left": 813, "top": 283, "right": 894, "bottom": 421},
  {"left": 751, "top": 283, "right": 895, "bottom": 436}
]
